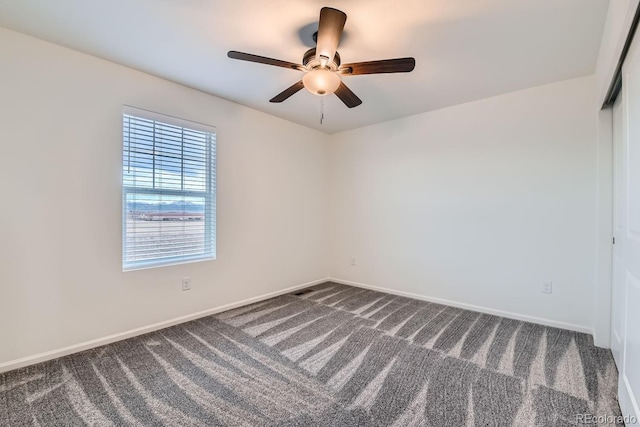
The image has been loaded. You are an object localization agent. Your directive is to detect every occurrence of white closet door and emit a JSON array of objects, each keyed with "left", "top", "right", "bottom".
[{"left": 613, "top": 25, "right": 640, "bottom": 420}]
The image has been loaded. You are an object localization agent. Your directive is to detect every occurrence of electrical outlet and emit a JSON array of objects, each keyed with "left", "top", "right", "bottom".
[
  {"left": 542, "top": 281, "right": 552, "bottom": 294},
  {"left": 182, "top": 277, "right": 191, "bottom": 291},
  {"left": 350, "top": 257, "right": 356, "bottom": 266}
]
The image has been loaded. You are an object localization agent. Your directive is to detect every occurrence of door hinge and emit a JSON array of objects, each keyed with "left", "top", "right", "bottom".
[{"left": 613, "top": 237, "right": 616, "bottom": 245}]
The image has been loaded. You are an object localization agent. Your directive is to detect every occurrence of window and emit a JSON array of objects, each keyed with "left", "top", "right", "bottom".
[{"left": 122, "top": 106, "right": 216, "bottom": 270}]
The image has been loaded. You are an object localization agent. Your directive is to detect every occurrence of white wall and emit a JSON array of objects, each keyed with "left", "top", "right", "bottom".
[
  {"left": 0, "top": 28, "right": 329, "bottom": 366},
  {"left": 328, "top": 76, "right": 598, "bottom": 331}
]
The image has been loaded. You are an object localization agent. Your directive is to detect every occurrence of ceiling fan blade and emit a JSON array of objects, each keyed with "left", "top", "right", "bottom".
[
  {"left": 269, "top": 80, "right": 305, "bottom": 103},
  {"left": 334, "top": 82, "right": 362, "bottom": 108},
  {"left": 339, "top": 57, "right": 416, "bottom": 75},
  {"left": 316, "top": 7, "right": 347, "bottom": 66},
  {"left": 228, "top": 51, "right": 305, "bottom": 71}
]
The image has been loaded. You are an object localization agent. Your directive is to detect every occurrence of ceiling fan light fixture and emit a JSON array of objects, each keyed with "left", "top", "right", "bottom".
[
  {"left": 228, "top": 7, "right": 415, "bottom": 108},
  {"left": 303, "top": 69, "right": 341, "bottom": 96}
]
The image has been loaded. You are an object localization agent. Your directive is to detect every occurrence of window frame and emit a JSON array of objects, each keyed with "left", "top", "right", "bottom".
[{"left": 122, "top": 106, "right": 217, "bottom": 271}]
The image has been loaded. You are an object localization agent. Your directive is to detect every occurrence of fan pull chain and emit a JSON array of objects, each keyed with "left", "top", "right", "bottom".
[{"left": 320, "top": 98, "right": 325, "bottom": 125}]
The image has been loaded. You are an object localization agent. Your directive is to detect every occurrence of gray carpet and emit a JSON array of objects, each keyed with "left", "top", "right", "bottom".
[{"left": 0, "top": 282, "right": 622, "bottom": 426}]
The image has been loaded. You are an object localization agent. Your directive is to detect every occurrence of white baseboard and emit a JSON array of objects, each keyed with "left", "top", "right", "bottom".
[
  {"left": 329, "top": 277, "right": 594, "bottom": 336},
  {"left": 0, "top": 277, "right": 329, "bottom": 374},
  {"left": 1, "top": 276, "right": 596, "bottom": 374},
  {"left": 592, "top": 329, "right": 611, "bottom": 349}
]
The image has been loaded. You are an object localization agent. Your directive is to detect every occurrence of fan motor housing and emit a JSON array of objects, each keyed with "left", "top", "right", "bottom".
[{"left": 303, "top": 48, "right": 341, "bottom": 70}]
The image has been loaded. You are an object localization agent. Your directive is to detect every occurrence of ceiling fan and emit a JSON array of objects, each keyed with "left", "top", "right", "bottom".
[{"left": 227, "top": 7, "right": 416, "bottom": 108}]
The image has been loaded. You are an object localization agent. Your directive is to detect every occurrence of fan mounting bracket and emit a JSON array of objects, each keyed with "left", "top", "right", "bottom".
[{"left": 303, "top": 48, "right": 341, "bottom": 70}]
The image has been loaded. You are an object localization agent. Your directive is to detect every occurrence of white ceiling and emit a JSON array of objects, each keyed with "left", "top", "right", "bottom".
[{"left": 0, "top": 0, "right": 609, "bottom": 134}]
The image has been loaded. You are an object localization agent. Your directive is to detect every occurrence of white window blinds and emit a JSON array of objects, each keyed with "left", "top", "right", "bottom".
[{"left": 122, "top": 106, "right": 216, "bottom": 270}]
